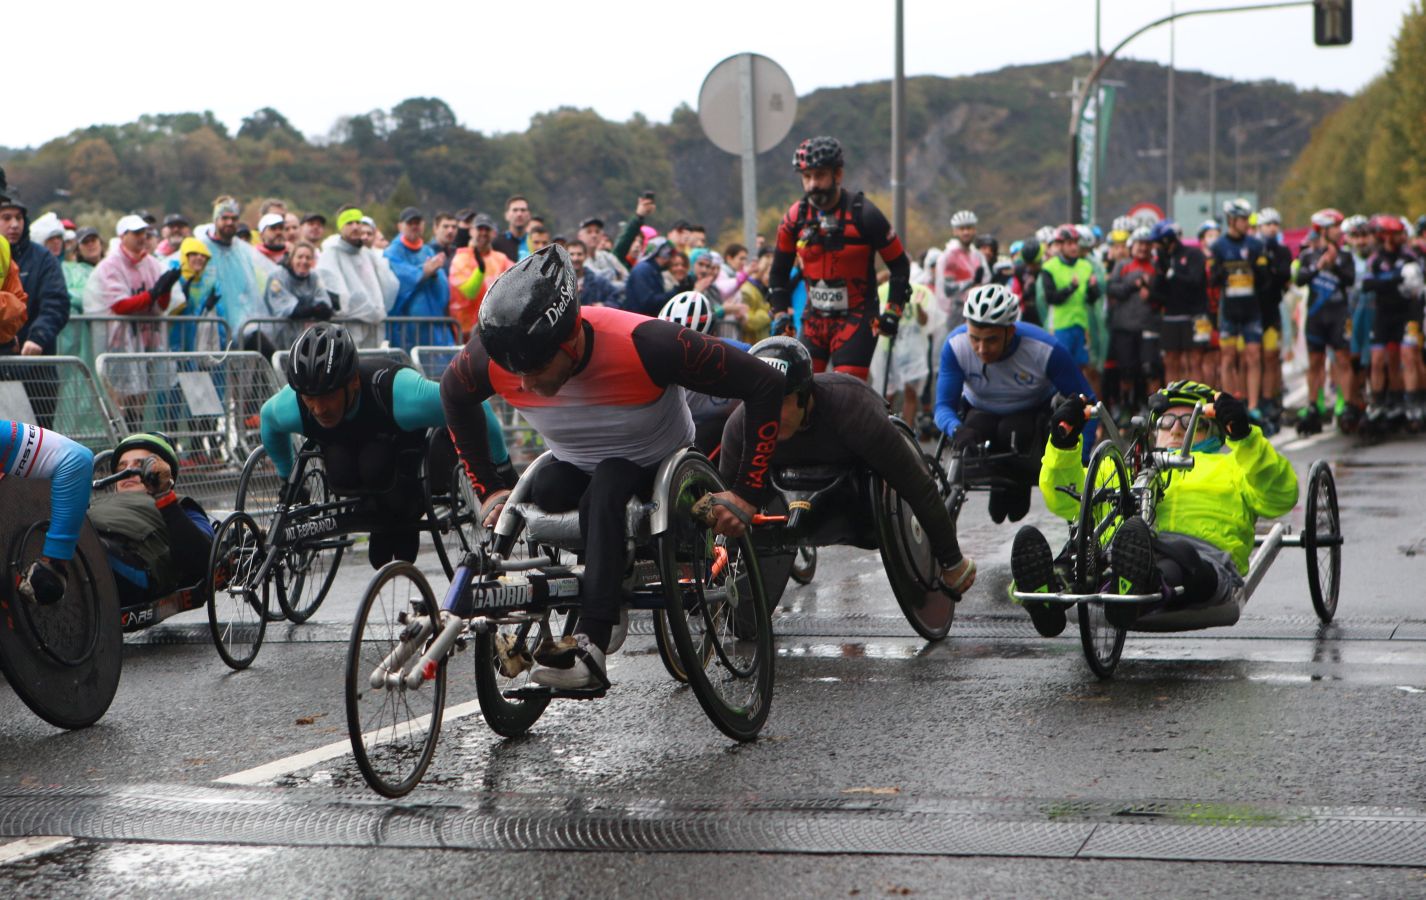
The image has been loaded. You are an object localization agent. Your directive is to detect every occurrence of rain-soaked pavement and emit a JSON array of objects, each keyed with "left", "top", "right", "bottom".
[{"left": 1, "top": 428, "right": 1424, "bottom": 896}]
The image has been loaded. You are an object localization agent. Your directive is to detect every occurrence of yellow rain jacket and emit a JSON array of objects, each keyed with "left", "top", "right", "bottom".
[{"left": 1040, "top": 429, "right": 1300, "bottom": 573}]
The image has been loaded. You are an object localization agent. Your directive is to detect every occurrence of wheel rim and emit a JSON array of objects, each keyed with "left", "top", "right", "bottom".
[
  {"left": 1083, "top": 603, "right": 1120, "bottom": 664},
  {"left": 1312, "top": 467, "right": 1340, "bottom": 617},
  {"left": 348, "top": 565, "right": 443, "bottom": 794},
  {"left": 210, "top": 516, "right": 266, "bottom": 666}
]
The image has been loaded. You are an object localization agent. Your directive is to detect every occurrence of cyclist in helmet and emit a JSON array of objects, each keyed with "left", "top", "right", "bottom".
[
  {"left": 934, "top": 209, "right": 991, "bottom": 335},
  {"left": 934, "top": 283, "right": 1096, "bottom": 523},
  {"left": 1147, "top": 219, "right": 1210, "bottom": 384},
  {"left": 1359, "top": 214, "right": 1425, "bottom": 429},
  {"left": 719, "top": 336, "right": 977, "bottom": 598},
  {"left": 1038, "top": 224, "right": 1103, "bottom": 388},
  {"left": 259, "top": 322, "right": 512, "bottom": 568},
  {"left": 441, "top": 245, "right": 785, "bottom": 690},
  {"left": 92, "top": 432, "right": 215, "bottom": 608},
  {"left": 1294, "top": 208, "right": 1356, "bottom": 434},
  {"left": 658, "top": 290, "right": 751, "bottom": 452},
  {"left": 5, "top": 421, "right": 95, "bottom": 606},
  {"left": 1255, "top": 208, "right": 1294, "bottom": 432},
  {"left": 767, "top": 136, "right": 912, "bottom": 382},
  {"left": 1208, "top": 198, "right": 1271, "bottom": 423},
  {"left": 1013, "top": 380, "right": 1297, "bottom": 636}
]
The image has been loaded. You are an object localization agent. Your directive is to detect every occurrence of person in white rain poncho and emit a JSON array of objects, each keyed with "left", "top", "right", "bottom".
[
  {"left": 316, "top": 207, "right": 396, "bottom": 347},
  {"left": 870, "top": 266, "right": 934, "bottom": 424},
  {"left": 200, "top": 197, "right": 274, "bottom": 352}
]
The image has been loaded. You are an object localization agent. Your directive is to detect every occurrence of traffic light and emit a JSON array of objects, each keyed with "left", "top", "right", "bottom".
[{"left": 1314, "top": 0, "right": 1352, "bottom": 47}]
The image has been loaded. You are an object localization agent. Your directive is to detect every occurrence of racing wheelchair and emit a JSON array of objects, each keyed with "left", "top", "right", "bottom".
[
  {"left": 751, "top": 416, "right": 958, "bottom": 642},
  {"left": 207, "top": 429, "right": 476, "bottom": 670},
  {"left": 342, "top": 447, "right": 774, "bottom": 798},
  {"left": 1012, "top": 403, "right": 1343, "bottom": 678}
]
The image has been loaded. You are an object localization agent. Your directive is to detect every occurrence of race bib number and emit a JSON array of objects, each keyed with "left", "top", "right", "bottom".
[
  {"left": 808, "top": 280, "right": 849, "bottom": 313},
  {"left": 1225, "top": 269, "right": 1254, "bottom": 299}
]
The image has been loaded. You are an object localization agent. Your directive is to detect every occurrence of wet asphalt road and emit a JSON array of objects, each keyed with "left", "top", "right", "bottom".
[{"left": 0, "top": 427, "right": 1424, "bottom": 896}]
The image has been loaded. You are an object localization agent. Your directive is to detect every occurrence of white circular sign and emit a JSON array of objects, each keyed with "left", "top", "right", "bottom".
[{"left": 698, "top": 53, "right": 798, "bottom": 156}]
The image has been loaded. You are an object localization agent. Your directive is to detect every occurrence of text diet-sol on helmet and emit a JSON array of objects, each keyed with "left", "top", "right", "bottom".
[
  {"left": 478, "top": 244, "right": 581, "bottom": 375},
  {"left": 286, "top": 323, "right": 358, "bottom": 396}
]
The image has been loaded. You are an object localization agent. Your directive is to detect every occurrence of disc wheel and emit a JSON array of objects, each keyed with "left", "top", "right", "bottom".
[
  {"left": 1304, "top": 460, "right": 1342, "bottom": 623},
  {"left": 274, "top": 464, "right": 346, "bottom": 623},
  {"left": 345, "top": 561, "right": 446, "bottom": 798},
  {"left": 658, "top": 453, "right": 773, "bottom": 742},
  {"left": 1073, "top": 441, "right": 1132, "bottom": 678},
  {"left": 0, "top": 518, "right": 120, "bottom": 729},
  {"left": 206, "top": 512, "right": 269, "bottom": 670},
  {"left": 872, "top": 418, "right": 955, "bottom": 641}
]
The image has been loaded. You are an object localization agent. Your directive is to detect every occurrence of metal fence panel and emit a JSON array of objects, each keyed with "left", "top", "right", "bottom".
[
  {"left": 0, "top": 356, "right": 121, "bottom": 452},
  {"left": 70, "top": 315, "right": 232, "bottom": 364},
  {"left": 384, "top": 316, "right": 461, "bottom": 350},
  {"left": 94, "top": 351, "right": 282, "bottom": 512}
]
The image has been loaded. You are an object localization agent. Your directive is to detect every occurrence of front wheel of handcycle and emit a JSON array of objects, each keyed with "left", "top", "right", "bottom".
[
  {"left": 658, "top": 453, "right": 773, "bottom": 742},
  {"left": 206, "top": 512, "right": 269, "bottom": 671},
  {"left": 1073, "top": 440, "right": 1132, "bottom": 678},
  {"left": 274, "top": 464, "right": 346, "bottom": 624},
  {"left": 871, "top": 418, "right": 956, "bottom": 641},
  {"left": 345, "top": 561, "right": 446, "bottom": 798},
  {"left": 1304, "top": 459, "right": 1342, "bottom": 624}
]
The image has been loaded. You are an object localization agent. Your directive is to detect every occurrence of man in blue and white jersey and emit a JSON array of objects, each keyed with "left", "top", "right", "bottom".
[
  {"left": 2, "top": 421, "right": 95, "bottom": 604},
  {"left": 935, "top": 284, "right": 1096, "bottom": 522}
]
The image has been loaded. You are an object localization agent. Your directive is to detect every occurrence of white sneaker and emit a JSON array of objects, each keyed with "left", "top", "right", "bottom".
[{"left": 530, "top": 635, "right": 607, "bottom": 690}]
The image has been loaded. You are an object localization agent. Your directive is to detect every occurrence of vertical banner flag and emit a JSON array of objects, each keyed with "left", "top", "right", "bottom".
[{"left": 1077, "top": 85, "right": 1117, "bottom": 225}]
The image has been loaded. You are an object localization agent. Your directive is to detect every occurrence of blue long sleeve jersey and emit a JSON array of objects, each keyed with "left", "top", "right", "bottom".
[
  {"left": 934, "top": 322, "right": 1097, "bottom": 442},
  {"left": 1, "top": 421, "right": 94, "bottom": 560},
  {"left": 259, "top": 368, "right": 508, "bottom": 479}
]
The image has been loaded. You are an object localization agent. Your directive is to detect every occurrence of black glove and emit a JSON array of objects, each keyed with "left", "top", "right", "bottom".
[
  {"left": 19, "top": 558, "right": 66, "bottom": 605},
  {"left": 1049, "top": 397, "right": 1088, "bottom": 450},
  {"left": 494, "top": 459, "right": 519, "bottom": 491},
  {"left": 313, "top": 303, "right": 333, "bottom": 320},
  {"left": 1214, "top": 391, "right": 1252, "bottom": 441},
  {"left": 877, "top": 308, "right": 901, "bottom": 338},
  {"left": 950, "top": 428, "right": 980, "bottom": 450},
  {"left": 151, "top": 268, "right": 182, "bottom": 299},
  {"left": 770, "top": 313, "right": 796, "bottom": 337}
]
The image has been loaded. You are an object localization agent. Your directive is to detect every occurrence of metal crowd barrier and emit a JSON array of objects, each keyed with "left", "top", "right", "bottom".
[
  {"left": 270, "top": 347, "right": 413, "bottom": 388},
  {"left": 93, "top": 351, "right": 282, "bottom": 513},
  {"left": 0, "top": 356, "right": 122, "bottom": 452},
  {"left": 408, "top": 345, "right": 544, "bottom": 465},
  {"left": 69, "top": 314, "right": 233, "bottom": 360},
  {"left": 236, "top": 315, "right": 460, "bottom": 354},
  {"left": 383, "top": 316, "right": 461, "bottom": 350}
]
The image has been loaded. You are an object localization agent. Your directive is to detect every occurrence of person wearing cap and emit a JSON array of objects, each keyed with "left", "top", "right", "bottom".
[
  {"left": 158, "top": 213, "right": 191, "bottom": 257},
  {"left": 448, "top": 212, "right": 511, "bottom": 339},
  {"left": 492, "top": 195, "right": 531, "bottom": 261},
  {"left": 577, "top": 216, "right": 627, "bottom": 291},
  {"left": 624, "top": 237, "right": 691, "bottom": 317},
  {"left": 200, "top": 196, "right": 274, "bottom": 342},
  {"left": 92, "top": 432, "right": 214, "bottom": 608},
  {"left": 383, "top": 207, "right": 452, "bottom": 347},
  {"left": 299, "top": 212, "right": 327, "bottom": 248},
  {"left": 83, "top": 215, "right": 182, "bottom": 413},
  {"left": 316, "top": 206, "right": 397, "bottom": 347},
  {"left": 0, "top": 168, "right": 70, "bottom": 366},
  {"left": 256, "top": 212, "right": 289, "bottom": 266}
]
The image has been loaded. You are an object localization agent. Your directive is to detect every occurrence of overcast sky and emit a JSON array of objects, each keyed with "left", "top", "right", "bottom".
[{"left": 4, "top": 0, "right": 1411, "bottom": 149}]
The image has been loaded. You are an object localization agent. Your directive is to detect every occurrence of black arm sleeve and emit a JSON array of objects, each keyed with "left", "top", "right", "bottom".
[
  {"left": 768, "top": 249, "right": 796, "bottom": 312},
  {"left": 161, "top": 499, "right": 213, "bottom": 587},
  {"left": 439, "top": 340, "right": 504, "bottom": 500},
  {"left": 1040, "top": 271, "right": 1075, "bottom": 306},
  {"left": 632, "top": 318, "right": 784, "bottom": 503}
]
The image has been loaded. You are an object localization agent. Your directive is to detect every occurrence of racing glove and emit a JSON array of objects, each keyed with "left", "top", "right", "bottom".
[
  {"left": 19, "top": 558, "right": 66, "bottom": 605},
  {"left": 770, "top": 313, "right": 796, "bottom": 338},
  {"left": 1213, "top": 391, "right": 1252, "bottom": 441},
  {"left": 150, "top": 268, "right": 182, "bottom": 303},
  {"left": 1049, "top": 396, "right": 1088, "bottom": 450},
  {"left": 876, "top": 307, "right": 901, "bottom": 338},
  {"left": 950, "top": 428, "right": 982, "bottom": 451}
]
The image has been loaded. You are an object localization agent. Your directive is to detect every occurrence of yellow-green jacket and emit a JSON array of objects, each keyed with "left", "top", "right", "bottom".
[{"left": 1039, "top": 429, "right": 1300, "bottom": 573}]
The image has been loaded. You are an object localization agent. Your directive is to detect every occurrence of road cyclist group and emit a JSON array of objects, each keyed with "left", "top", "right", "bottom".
[{"left": 0, "top": 135, "right": 1349, "bottom": 795}]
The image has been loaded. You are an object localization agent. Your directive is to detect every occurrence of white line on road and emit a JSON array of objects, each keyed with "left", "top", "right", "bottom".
[
  {"left": 0, "top": 836, "right": 73, "bottom": 866},
  {"left": 1275, "top": 430, "right": 1338, "bottom": 453}
]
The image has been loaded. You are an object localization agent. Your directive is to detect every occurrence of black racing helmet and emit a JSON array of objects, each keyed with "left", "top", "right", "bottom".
[
  {"left": 793, "top": 136, "right": 844, "bottom": 172},
  {"left": 478, "top": 244, "right": 581, "bottom": 375},
  {"left": 749, "top": 336, "right": 813, "bottom": 398},
  {"left": 112, "top": 432, "right": 180, "bottom": 482},
  {"left": 287, "top": 323, "right": 358, "bottom": 396}
]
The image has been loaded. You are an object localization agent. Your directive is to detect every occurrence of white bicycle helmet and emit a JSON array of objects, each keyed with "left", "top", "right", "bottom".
[
  {"left": 962, "top": 283, "right": 1020, "bottom": 327},
  {"left": 1035, "top": 225, "right": 1057, "bottom": 245},
  {"left": 1257, "top": 207, "right": 1282, "bottom": 226},
  {"left": 1075, "top": 224, "right": 1096, "bottom": 249},
  {"left": 1342, "top": 214, "right": 1370, "bottom": 236},
  {"left": 658, "top": 291, "right": 715, "bottom": 334},
  {"left": 950, "top": 209, "right": 978, "bottom": 228}
]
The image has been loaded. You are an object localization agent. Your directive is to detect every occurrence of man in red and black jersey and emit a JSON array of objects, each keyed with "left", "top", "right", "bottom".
[
  {"left": 441, "top": 245, "right": 784, "bottom": 690},
  {"left": 768, "top": 135, "right": 912, "bottom": 381}
]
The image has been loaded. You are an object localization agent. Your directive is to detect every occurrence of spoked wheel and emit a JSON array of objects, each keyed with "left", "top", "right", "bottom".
[
  {"left": 234, "top": 445, "right": 283, "bottom": 537},
  {"left": 1304, "top": 459, "right": 1342, "bottom": 623},
  {"left": 789, "top": 545, "right": 818, "bottom": 585},
  {"left": 345, "top": 561, "right": 446, "bottom": 798},
  {"left": 474, "top": 527, "right": 570, "bottom": 737},
  {"left": 658, "top": 453, "right": 773, "bottom": 742},
  {"left": 872, "top": 419, "right": 955, "bottom": 641},
  {"left": 274, "top": 465, "right": 346, "bottom": 623},
  {"left": 427, "top": 462, "right": 477, "bottom": 580},
  {"left": 206, "top": 512, "right": 269, "bottom": 671},
  {"left": 0, "top": 517, "right": 121, "bottom": 729},
  {"left": 1073, "top": 441, "right": 1133, "bottom": 678}
]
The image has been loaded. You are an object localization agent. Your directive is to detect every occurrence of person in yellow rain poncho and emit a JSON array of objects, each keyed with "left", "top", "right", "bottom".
[{"left": 1010, "top": 379, "right": 1298, "bottom": 637}]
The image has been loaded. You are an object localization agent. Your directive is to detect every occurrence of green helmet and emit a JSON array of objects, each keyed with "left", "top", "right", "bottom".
[
  {"left": 112, "top": 432, "right": 180, "bottom": 483},
  {"left": 1148, "top": 380, "right": 1217, "bottom": 416}
]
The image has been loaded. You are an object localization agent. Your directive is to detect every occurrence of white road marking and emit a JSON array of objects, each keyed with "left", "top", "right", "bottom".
[
  {"left": 0, "top": 836, "right": 73, "bottom": 866},
  {"left": 1276, "top": 430, "right": 1337, "bottom": 453}
]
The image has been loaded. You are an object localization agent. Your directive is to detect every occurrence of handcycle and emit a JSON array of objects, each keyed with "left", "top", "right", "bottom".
[
  {"left": 342, "top": 447, "right": 774, "bottom": 798},
  {"left": 207, "top": 430, "right": 476, "bottom": 670},
  {"left": 750, "top": 416, "right": 958, "bottom": 642},
  {"left": 1012, "top": 402, "right": 1343, "bottom": 678},
  {"left": 930, "top": 423, "right": 1046, "bottom": 527}
]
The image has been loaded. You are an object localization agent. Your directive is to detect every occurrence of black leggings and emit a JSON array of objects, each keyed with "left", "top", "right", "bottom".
[
  {"left": 1152, "top": 533, "right": 1221, "bottom": 604},
  {"left": 531, "top": 457, "right": 657, "bottom": 649},
  {"left": 325, "top": 440, "right": 425, "bottom": 567}
]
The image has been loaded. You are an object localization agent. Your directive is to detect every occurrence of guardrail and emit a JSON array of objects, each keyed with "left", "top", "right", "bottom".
[{"left": 69, "top": 314, "right": 233, "bottom": 358}]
